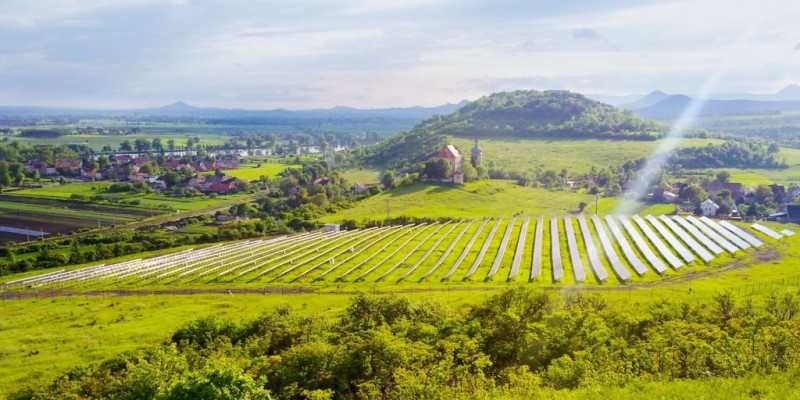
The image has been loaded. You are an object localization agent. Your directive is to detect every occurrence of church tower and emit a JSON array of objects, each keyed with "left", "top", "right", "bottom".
[{"left": 470, "top": 139, "right": 483, "bottom": 168}]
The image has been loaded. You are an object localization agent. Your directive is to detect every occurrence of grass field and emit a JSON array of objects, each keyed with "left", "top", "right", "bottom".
[
  {"left": 324, "top": 180, "right": 628, "bottom": 221},
  {"left": 446, "top": 137, "right": 800, "bottom": 188},
  {"left": 451, "top": 137, "right": 726, "bottom": 173},
  {"left": 9, "top": 132, "right": 232, "bottom": 150},
  {"left": 226, "top": 163, "right": 301, "bottom": 180},
  {"left": 6, "top": 182, "right": 250, "bottom": 213},
  {"left": 339, "top": 167, "right": 382, "bottom": 184}
]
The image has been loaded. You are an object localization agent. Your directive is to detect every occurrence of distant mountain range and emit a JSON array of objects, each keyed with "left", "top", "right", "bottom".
[
  {"left": 587, "top": 85, "right": 800, "bottom": 120},
  {"left": 0, "top": 100, "right": 469, "bottom": 121}
]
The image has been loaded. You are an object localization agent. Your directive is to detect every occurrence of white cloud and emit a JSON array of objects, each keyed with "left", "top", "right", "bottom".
[{"left": 0, "top": 0, "right": 799, "bottom": 108}]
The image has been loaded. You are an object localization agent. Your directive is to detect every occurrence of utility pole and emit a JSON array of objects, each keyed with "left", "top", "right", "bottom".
[{"left": 595, "top": 193, "right": 599, "bottom": 215}]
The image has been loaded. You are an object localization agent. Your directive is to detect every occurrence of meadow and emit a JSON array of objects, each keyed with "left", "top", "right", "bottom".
[
  {"left": 451, "top": 137, "right": 726, "bottom": 173},
  {"left": 225, "top": 162, "right": 301, "bottom": 181},
  {"left": 6, "top": 182, "right": 251, "bottom": 213},
  {"left": 324, "top": 180, "right": 632, "bottom": 222}
]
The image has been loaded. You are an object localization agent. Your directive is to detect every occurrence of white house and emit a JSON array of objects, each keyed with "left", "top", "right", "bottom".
[{"left": 700, "top": 199, "right": 720, "bottom": 217}]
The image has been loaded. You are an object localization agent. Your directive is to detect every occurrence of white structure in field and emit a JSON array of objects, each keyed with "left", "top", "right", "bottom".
[{"left": 700, "top": 199, "right": 720, "bottom": 217}]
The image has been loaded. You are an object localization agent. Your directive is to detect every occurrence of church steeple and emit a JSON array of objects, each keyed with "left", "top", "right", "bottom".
[{"left": 470, "top": 139, "right": 482, "bottom": 167}]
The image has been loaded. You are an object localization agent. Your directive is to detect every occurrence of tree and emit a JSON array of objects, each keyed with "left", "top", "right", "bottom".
[
  {"left": 97, "top": 155, "right": 110, "bottom": 169},
  {"left": 152, "top": 138, "right": 163, "bottom": 152},
  {"left": 578, "top": 201, "right": 588, "bottom": 212},
  {"left": 754, "top": 184, "right": 774, "bottom": 206},
  {"left": 120, "top": 139, "right": 133, "bottom": 152},
  {"left": 167, "top": 139, "right": 176, "bottom": 151},
  {"left": 134, "top": 138, "right": 151, "bottom": 153},
  {"left": 681, "top": 184, "right": 707, "bottom": 205},
  {"left": 0, "top": 161, "right": 11, "bottom": 187},
  {"left": 715, "top": 170, "right": 731, "bottom": 183},
  {"left": 424, "top": 158, "right": 451, "bottom": 180},
  {"left": 461, "top": 161, "right": 478, "bottom": 182}
]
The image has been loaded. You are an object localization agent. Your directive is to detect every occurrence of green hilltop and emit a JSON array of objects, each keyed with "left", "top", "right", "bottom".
[{"left": 354, "top": 90, "right": 667, "bottom": 169}]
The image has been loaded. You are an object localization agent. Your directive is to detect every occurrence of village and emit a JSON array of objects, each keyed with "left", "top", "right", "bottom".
[{"left": 22, "top": 153, "right": 249, "bottom": 194}]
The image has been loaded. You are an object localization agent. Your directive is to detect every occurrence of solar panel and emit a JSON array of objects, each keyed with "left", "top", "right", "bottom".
[
  {"left": 507, "top": 217, "right": 529, "bottom": 280},
  {"left": 617, "top": 216, "right": 668, "bottom": 274},
  {"left": 376, "top": 223, "right": 448, "bottom": 281},
  {"left": 398, "top": 222, "right": 462, "bottom": 282},
  {"left": 591, "top": 215, "right": 631, "bottom": 281},
  {"left": 631, "top": 215, "right": 683, "bottom": 269},
  {"left": 671, "top": 216, "right": 724, "bottom": 255},
  {"left": 696, "top": 216, "right": 751, "bottom": 250},
  {"left": 604, "top": 215, "right": 647, "bottom": 275},
  {"left": 751, "top": 223, "right": 783, "bottom": 240},
  {"left": 781, "top": 229, "right": 795, "bottom": 237},
  {"left": 421, "top": 220, "right": 477, "bottom": 281},
  {"left": 644, "top": 215, "right": 695, "bottom": 264},
  {"left": 355, "top": 224, "right": 436, "bottom": 281},
  {"left": 658, "top": 216, "right": 714, "bottom": 263},
  {"left": 486, "top": 218, "right": 517, "bottom": 280},
  {"left": 577, "top": 215, "right": 609, "bottom": 282},
  {"left": 530, "top": 216, "right": 544, "bottom": 281},
  {"left": 685, "top": 216, "right": 740, "bottom": 253},
  {"left": 464, "top": 219, "right": 503, "bottom": 279},
  {"left": 550, "top": 217, "right": 563, "bottom": 282},
  {"left": 332, "top": 225, "right": 419, "bottom": 281},
  {"left": 298, "top": 225, "right": 410, "bottom": 283},
  {"left": 563, "top": 216, "right": 586, "bottom": 282},
  {"left": 717, "top": 220, "right": 764, "bottom": 247},
  {"left": 442, "top": 219, "right": 489, "bottom": 280}
]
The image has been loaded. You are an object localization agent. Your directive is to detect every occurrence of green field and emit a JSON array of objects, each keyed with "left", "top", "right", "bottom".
[
  {"left": 339, "top": 167, "right": 382, "bottom": 184},
  {"left": 8, "top": 132, "right": 231, "bottom": 150},
  {"left": 324, "top": 180, "right": 628, "bottom": 221},
  {"left": 226, "top": 163, "right": 301, "bottom": 181},
  {"left": 7, "top": 182, "right": 250, "bottom": 213},
  {"left": 452, "top": 137, "right": 726, "bottom": 173}
]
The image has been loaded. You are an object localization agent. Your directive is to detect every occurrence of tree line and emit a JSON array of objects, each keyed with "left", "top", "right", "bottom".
[{"left": 10, "top": 287, "right": 800, "bottom": 399}]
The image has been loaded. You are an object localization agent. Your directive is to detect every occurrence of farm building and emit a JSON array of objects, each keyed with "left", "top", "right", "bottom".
[{"left": 700, "top": 199, "right": 720, "bottom": 217}]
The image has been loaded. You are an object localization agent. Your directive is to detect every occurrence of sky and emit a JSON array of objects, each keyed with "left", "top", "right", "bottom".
[{"left": 1, "top": 0, "right": 799, "bottom": 109}]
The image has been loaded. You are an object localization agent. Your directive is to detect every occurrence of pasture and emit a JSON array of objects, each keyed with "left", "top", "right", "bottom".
[
  {"left": 226, "top": 162, "right": 301, "bottom": 181},
  {"left": 451, "top": 137, "right": 726, "bottom": 173},
  {"left": 0, "top": 182, "right": 252, "bottom": 241},
  {"left": 323, "top": 180, "right": 630, "bottom": 221}
]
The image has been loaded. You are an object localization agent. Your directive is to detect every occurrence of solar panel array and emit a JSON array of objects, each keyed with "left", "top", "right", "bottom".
[{"left": 2, "top": 215, "right": 792, "bottom": 289}]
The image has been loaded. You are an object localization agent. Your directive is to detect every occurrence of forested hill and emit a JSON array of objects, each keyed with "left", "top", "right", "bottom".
[
  {"left": 352, "top": 90, "right": 666, "bottom": 169},
  {"left": 418, "top": 90, "right": 666, "bottom": 140}
]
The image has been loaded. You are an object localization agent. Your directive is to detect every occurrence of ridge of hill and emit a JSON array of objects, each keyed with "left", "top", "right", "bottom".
[
  {"left": 354, "top": 90, "right": 666, "bottom": 169},
  {"left": 633, "top": 95, "right": 800, "bottom": 119}
]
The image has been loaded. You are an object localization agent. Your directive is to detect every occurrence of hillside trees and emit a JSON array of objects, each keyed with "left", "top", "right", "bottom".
[{"left": 14, "top": 287, "right": 800, "bottom": 399}]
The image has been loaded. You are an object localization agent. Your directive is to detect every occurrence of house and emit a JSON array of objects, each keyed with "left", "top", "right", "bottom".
[
  {"left": 436, "top": 144, "right": 464, "bottom": 184},
  {"left": 770, "top": 184, "right": 787, "bottom": 203},
  {"left": 351, "top": 182, "right": 368, "bottom": 194},
  {"left": 453, "top": 170, "right": 464, "bottom": 184},
  {"left": 314, "top": 177, "right": 331, "bottom": 186},
  {"left": 198, "top": 171, "right": 244, "bottom": 193},
  {"left": 128, "top": 172, "right": 150, "bottom": 182},
  {"left": 700, "top": 199, "right": 720, "bottom": 217},
  {"left": 182, "top": 173, "right": 207, "bottom": 190},
  {"left": 81, "top": 168, "right": 103, "bottom": 181},
  {"left": 110, "top": 155, "right": 132, "bottom": 164},
  {"left": 55, "top": 157, "right": 83, "bottom": 172},
  {"left": 149, "top": 176, "right": 167, "bottom": 190},
  {"left": 787, "top": 205, "right": 800, "bottom": 223},
  {"left": 705, "top": 181, "right": 744, "bottom": 202},
  {"left": 164, "top": 159, "right": 184, "bottom": 170},
  {"left": 207, "top": 177, "right": 242, "bottom": 193}
]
